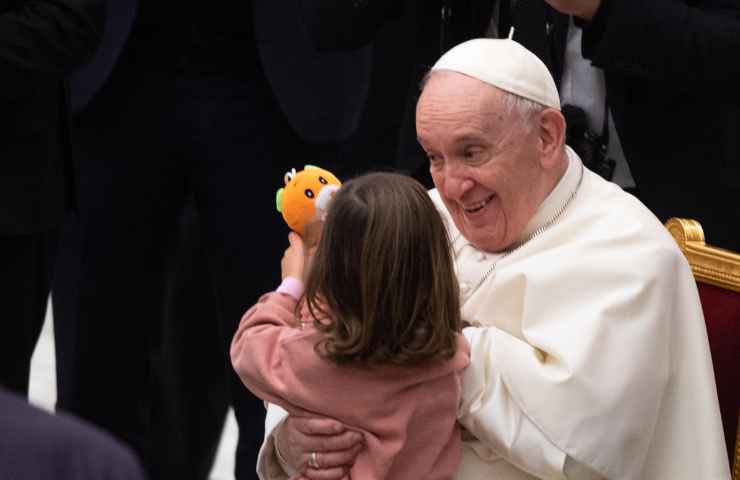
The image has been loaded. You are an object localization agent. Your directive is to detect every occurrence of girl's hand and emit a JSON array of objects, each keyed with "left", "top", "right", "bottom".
[
  {"left": 282, "top": 232, "right": 307, "bottom": 280},
  {"left": 303, "top": 220, "right": 324, "bottom": 252}
]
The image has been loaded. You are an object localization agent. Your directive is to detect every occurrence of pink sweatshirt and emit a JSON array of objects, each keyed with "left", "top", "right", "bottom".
[{"left": 230, "top": 290, "right": 469, "bottom": 480}]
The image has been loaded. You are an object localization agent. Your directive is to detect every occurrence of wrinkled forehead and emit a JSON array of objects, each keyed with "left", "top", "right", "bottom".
[
  {"left": 416, "top": 72, "right": 510, "bottom": 139},
  {"left": 417, "top": 71, "right": 507, "bottom": 117}
]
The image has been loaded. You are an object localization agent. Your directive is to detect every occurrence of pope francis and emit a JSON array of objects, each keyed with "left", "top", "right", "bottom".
[{"left": 252, "top": 38, "right": 729, "bottom": 479}]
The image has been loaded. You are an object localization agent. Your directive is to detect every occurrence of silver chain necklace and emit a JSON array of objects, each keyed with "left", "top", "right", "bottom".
[{"left": 460, "top": 163, "right": 585, "bottom": 296}]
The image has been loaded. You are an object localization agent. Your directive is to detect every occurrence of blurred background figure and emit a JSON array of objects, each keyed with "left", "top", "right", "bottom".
[
  {"left": 541, "top": 0, "right": 740, "bottom": 250},
  {"left": 0, "top": 386, "right": 147, "bottom": 480},
  {"left": 0, "top": 0, "right": 103, "bottom": 395}
]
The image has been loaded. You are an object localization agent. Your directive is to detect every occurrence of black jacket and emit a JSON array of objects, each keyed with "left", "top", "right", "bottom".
[
  {"left": 579, "top": 0, "right": 740, "bottom": 248},
  {"left": 0, "top": 0, "right": 103, "bottom": 234}
]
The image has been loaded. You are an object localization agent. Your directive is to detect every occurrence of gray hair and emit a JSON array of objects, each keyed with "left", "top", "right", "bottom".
[{"left": 500, "top": 90, "right": 547, "bottom": 132}]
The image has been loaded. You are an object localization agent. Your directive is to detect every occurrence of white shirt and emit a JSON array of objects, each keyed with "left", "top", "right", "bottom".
[{"left": 559, "top": 17, "right": 635, "bottom": 188}]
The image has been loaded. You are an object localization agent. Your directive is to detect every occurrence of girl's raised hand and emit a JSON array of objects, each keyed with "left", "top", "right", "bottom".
[{"left": 282, "top": 232, "right": 307, "bottom": 280}]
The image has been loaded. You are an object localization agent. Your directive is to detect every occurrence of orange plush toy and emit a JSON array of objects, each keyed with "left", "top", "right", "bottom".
[{"left": 276, "top": 165, "right": 341, "bottom": 236}]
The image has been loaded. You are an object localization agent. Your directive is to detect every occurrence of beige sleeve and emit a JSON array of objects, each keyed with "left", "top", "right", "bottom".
[{"left": 257, "top": 403, "right": 295, "bottom": 480}]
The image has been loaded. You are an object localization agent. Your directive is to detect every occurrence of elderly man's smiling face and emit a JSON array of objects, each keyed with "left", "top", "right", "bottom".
[{"left": 416, "top": 71, "right": 556, "bottom": 253}]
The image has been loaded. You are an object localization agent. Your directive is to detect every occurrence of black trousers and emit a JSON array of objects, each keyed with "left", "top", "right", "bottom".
[
  {"left": 53, "top": 69, "right": 335, "bottom": 479},
  {"left": 0, "top": 229, "right": 58, "bottom": 395},
  {"left": 54, "top": 202, "right": 231, "bottom": 480},
  {"left": 151, "top": 202, "right": 230, "bottom": 480}
]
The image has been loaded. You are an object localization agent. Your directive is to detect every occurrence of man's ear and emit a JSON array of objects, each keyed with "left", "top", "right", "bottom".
[{"left": 539, "top": 108, "right": 566, "bottom": 168}]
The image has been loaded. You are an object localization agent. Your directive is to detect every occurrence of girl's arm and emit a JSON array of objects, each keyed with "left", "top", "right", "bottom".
[
  {"left": 230, "top": 279, "right": 305, "bottom": 409},
  {"left": 233, "top": 232, "right": 311, "bottom": 410}
]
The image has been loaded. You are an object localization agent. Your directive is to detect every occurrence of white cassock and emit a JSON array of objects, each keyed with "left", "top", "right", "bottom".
[{"left": 256, "top": 148, "right": 729, "bottom": 480}]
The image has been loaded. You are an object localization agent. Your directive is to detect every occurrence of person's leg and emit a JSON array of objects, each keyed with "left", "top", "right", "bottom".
[
  {"left": 51, "top": 212, "right": 81, "bottom": 399},
  {"left": 54, "top": 72, "right": 186, "bottom": 472},
  {"left": 180, "top": 74, "right": 331, "bottom": 479},
  {"left": 150, "top": 200, "right": 229, "bottom": 479},
  {"left": 0, "top": 229, "right": 58, "bottom": 395}
]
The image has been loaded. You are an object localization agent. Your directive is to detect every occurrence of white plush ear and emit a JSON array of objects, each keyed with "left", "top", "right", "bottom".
[
  {"left": 314, "top": 184, "right": 340, "bottom": 223},
  {"left": 284, "top": 168, "right": 297, "bottom": 186}
]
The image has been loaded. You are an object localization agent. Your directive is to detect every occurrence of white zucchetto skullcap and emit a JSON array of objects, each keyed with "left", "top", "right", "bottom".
[{"left": 431, "top": 38, "right": 560, "bottom": 110}]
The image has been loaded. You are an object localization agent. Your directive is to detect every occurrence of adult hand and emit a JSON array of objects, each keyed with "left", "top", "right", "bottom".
[
  {"left": 281, "top": 232, "right": 307, "bottom": 280},
  {"left": 276, "top": 415, "right": 364, "bottom": 479},
  {"left": 543, "top": 0, "right": 601, "bottom": 20}
]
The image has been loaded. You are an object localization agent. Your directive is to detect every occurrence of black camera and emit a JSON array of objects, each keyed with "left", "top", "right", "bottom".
[{"left": 562, "top": 104, "right": 616, "bottom": 181}]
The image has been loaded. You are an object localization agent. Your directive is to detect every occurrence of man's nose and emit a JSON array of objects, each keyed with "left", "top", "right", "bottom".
[{"left": 442, "top": 165, "right": 474, "bottom": 198}]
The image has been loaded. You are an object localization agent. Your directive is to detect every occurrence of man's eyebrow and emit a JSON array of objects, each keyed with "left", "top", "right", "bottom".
[
  {"left": 417, "top": 133, "right": 491, "bottom": 146},
  {"left": 452, "top": 134, "right": 488, "bottom": 145}
]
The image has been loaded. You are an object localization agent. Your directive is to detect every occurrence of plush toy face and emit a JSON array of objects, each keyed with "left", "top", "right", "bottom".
[{"left": 276, "top": 165, "right": 341, "bottom": 235}]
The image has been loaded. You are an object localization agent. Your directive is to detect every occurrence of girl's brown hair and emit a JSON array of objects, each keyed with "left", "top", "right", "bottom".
[{"left": 304, "top": 172, "right": 461, "bottom": 366}]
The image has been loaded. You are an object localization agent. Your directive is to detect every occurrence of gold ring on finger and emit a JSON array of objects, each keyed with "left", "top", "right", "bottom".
[{"left": 309, "top": 451, "right": 320, "bottom": 469}]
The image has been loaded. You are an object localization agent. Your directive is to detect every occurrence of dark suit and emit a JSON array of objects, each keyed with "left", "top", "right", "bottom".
[
  {"left": 53, "top": 1, "right": 372, "bottom": 478},
  {"left": 0, "top": 0, "right": 102, "bottom": 395},
  {"left": 578, "top": 0, "right": 740, "bottom": 250},
  {"left": 0, "top": 387, "right": 147, "bottom": 480},
  {"left": 295, "top": 0, "right": 496, "bottom": 186}
]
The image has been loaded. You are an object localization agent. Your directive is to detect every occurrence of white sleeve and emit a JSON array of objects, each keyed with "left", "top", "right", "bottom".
[
  {"left": 459, "top": 326, "right": 568, "bottom": 479},
  {"left": 256, "top": 403, "right": 295, "bottom": 480}
]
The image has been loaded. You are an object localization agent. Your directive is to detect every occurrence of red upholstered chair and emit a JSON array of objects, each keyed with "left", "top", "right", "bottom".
[{"left": 666, "top": 218, "right": 740, "bottom": 479}]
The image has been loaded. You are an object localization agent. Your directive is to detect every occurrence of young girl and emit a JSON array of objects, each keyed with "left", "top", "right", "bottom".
[{"left": 230, "top": 172, "right": 469, "bottom": 479}]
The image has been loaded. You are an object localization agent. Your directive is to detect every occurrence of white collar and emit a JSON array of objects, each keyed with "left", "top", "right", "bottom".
[{"left": 518, "top": 146, "right": 581, "bottom": 242}]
